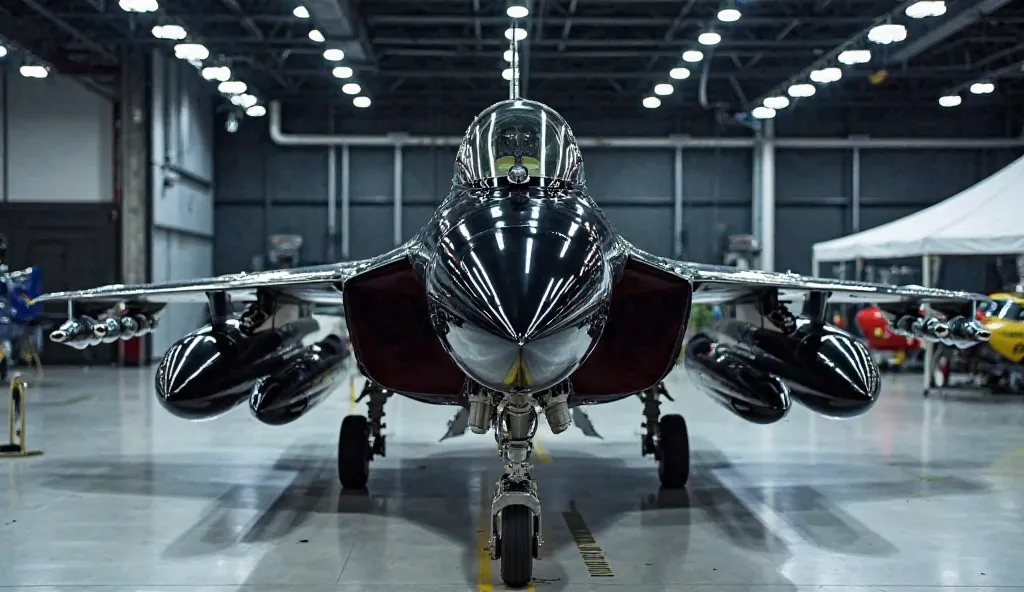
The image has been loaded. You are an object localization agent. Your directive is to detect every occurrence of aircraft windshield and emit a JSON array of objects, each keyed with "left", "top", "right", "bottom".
[{"left": 453, "top": 100, "right": 585, "bottom": 189}]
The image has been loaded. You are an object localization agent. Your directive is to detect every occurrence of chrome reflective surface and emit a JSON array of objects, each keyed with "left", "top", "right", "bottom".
[
  {"left": 426, "top": 194, "right": 613, "bottom": 392},
  {"left": 706, "top": 318, "right": 882, "bottom": 419},
  {"left": 684, "top": 333, "right": 791, "bottom": 424},
  {"left": 452, "top": 99, "right": 585, "bottom": 189}
]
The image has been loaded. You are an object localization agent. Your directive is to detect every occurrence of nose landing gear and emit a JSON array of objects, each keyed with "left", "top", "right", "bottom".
[{"left": 471, "top": 389, "right": 549, "bottom": 589}]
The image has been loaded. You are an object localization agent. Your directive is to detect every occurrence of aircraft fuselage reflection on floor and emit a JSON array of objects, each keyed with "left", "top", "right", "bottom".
[{"left": 37, "top": 99, "right": 989, "bottom": 589}]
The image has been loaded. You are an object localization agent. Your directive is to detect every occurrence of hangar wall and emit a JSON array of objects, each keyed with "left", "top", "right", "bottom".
[
  {"left": 148, "top": 52, "right": 215, "bottom": 356},
  {"left": 0, "top": 63, "right": 120, "bottom": 365},
  {"left": 215, "top": 105, "right": 1023, "bottom": 292}
]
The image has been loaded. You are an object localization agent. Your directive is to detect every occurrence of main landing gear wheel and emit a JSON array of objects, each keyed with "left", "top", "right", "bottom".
[
  {"left": 499, "top": 505, "right": 534, "bottom": 588},
  {"left": 338, "top": 415, "right": 370, "bottom": 490},
  {"left": 657, "top": 414, "right": 690, "bottom": 489}
]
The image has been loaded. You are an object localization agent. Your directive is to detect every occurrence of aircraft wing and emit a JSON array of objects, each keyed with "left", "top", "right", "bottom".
[
  {"left": 32, "top": 246, "right": 409, "bottom": 306},
  {"left": 630, "top": 247, "right": 985, "bottom": 310}
]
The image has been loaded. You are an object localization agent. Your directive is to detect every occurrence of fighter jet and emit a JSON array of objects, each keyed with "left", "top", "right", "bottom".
[{"left": 36, "top": 96, "right": 990, "bottom": 588}]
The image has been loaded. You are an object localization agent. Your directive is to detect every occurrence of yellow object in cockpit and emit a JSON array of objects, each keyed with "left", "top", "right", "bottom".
[{"left": 495, "top": 156, "right": 541, "bottom": 175}]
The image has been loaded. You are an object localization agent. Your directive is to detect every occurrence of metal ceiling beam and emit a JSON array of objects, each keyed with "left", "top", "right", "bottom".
[
  {"left": 305, "top": 0, "right": 376, "bottom": 65},
  {"left": 373, "top": 37, "right": 852, "bottom": 48},
  {"left": 747, "top": 0, "right": 920, "bottom": 111},
  {"left": 885, "top": 0, "right": 1015, "bottom": 65},
  {"left": 366, "top": 15, "right": 877, "bottom": 27},
  {"left": 18, "top": 0, "right": 117, "bottom": 62}
]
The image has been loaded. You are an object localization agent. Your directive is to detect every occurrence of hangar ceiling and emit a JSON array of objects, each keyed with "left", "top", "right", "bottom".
[{"left": 2, "top": 0, "right": 1023, "bottom": 123}]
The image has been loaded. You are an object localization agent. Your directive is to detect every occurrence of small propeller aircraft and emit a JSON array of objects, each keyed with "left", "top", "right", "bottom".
[{"left": 34, "top": 49, "right": 990, "bottom": 588}]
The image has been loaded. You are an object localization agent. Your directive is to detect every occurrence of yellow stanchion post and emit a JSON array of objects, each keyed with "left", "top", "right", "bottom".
[{"left": 1, "top": 376, "right": 43, "bottom": 458}]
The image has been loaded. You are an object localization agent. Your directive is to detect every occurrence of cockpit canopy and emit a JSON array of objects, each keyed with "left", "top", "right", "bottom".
[{"left": 452, "top": 100, "right": 585, "bottom": 189}]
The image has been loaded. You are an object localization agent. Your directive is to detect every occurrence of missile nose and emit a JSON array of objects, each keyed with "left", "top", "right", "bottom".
[
  {"left": 156, "top": 330, "right": 246, "bottom": 419},
  {"left": 933, "top": 323, "right": 950, "bottom": 338},
  {"left": 977, "top": 328, "right": 992, "bottom": 342},
  {"left": 50, "top": 329, "right": 68, "bottom": 342},
  {"left": 429, "top": 226, "right": 611, "bottom": 392}
]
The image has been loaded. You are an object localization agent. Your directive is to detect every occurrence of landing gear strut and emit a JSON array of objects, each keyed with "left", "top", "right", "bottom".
[
  {"left": 464, "top": 383, "right": 571, "bottom": 589},
  {"left": 337, "top": 380, "right": 390, "bottom": 490},
  {"left": 640, "top": 383, "right": 689, "bottom": 489}
]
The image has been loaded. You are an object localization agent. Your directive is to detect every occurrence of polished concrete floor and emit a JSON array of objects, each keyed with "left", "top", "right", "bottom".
[{"left": 1, "top": 365, "right": 1024, "bottom": 591}]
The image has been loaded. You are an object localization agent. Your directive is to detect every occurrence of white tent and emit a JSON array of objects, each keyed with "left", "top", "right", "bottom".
[
  {"left": 811, "top": 152, "right": 1024, "bottom": 394},
  {"left": 812, "top": 152, "right": 1024, "bottom": 269}
]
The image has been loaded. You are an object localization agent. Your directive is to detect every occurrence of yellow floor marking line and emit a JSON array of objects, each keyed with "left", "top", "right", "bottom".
[
  {"left": 477, "top": 476, "right": 494, "bottom": 591},
  {"left": 534, "top": 433, "right": 552, "bottom": 464},
  {"left": 562, "top": 501, "right": 614, "bottom": 578},
  {"left": 348, "top": 375, "right": 357, "bottom": 414}
]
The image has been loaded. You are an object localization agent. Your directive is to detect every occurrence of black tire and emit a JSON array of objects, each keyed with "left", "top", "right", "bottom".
[
  {"left": 499, "top": 505, "right": 534, "bottom": 589},
  {"left": 658, "top": 414, "right": 690, "bottom": 489},
  {"left": 338, "top": 415, "right": 370, "bottom": 490}
]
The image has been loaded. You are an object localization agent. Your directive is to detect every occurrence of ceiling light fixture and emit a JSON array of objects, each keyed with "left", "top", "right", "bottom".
[
  {"left": 868, "top": 23, "right": 907, "bottom": 45},
  {"left": 787, "top": 83, "right": 816, "bottom": 98},
  {"left": 506, "top": 3, "right": 529, "bottom": 18},
  {"left": 669, "top": 67, "right": 691, "bottom": 80},
  {"left": 837, "top": 49, "right": 872, "bottom": 65},
  {"left": 218, "top": 80, "right": 247, "bottom": 94},
  {"left": 332, "top": 66, "right": 354, "bottom": 79},
  {"left": 201, "top": 65, "right": 231, "bottom": 81},
  {"left": 751, "top": 106, "right": 776, "bottom": 120},
  {"left": 230, "top": 94, "right": 258, "bottom": 109},
  {"left": 119, "top": 0, "right": 158, "bottom": 12},
  {"left": 654, "top": 83, "right": 674, "bottom": 96},
  {"left": 308, "top": 29, "right": 325, "bottom": 42},
  {"left": 682, "top": 50, "right": 704, "bottom": 63},
  {"left": 502, "top": 68, "right": 518, "bottom": 81},
  {"left": 353, "top": 96, "right": 371, "bottom": 108},
  {"left": 763, "top": 96, "right": 790, "bottom": 109},
  {"left": 293, "top": 5, "right": 309, "bottom": 18},
  {"left": 938, "top": 95, "right": 961, "bottom": 107},
  {"left": 642, "top": 96, "right": 661, "bottom": 109},
  {"left": 152, "top": 24, "right": 187, "bottom": 40},
  {"left": 698, "top": 31, "right": 722, "bottom": 46},
  {"left": 246, "top": 105, "right": 267, "bottom": 117},
  {"left": 0, "top": 46, "right": 8, "bottom": 59},
  {"left": 969, "top": 82, "right": 994, "bottom": 94},
  {"left": 717, "top": 2, "right": 741, "bottom": 22},
  {"left": 173, "top": 43, "right": 209, "bottom": 61},
  {"left": 505, "top": 27, "right": 527, "bottom": 41},
  {"left": 19, "top": 64, "right": 49, "bottom": 79},
  {"left": 323, "top": 48, "right": 345, "bottom": 61},
  {"left": 906, "top": 1, "right": 946, "bottom": 18},
  {"left": 342, "top": 82, "right": 362, "bottom": 95},
  {"left": 809, "top": 67, "right": 842, "bottom": 84}
]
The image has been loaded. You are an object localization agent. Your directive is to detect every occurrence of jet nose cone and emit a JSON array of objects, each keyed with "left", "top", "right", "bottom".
[{"left": 429, "top": 226, "right": 611, "bottom": 392}]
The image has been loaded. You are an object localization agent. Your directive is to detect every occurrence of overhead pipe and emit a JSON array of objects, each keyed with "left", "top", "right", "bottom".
[
  {"left": 393, "top": 145, "right": 403, "bottom": 247},
  {"left": 269, "top": 102, "right": 1024, "bottom": 150}
]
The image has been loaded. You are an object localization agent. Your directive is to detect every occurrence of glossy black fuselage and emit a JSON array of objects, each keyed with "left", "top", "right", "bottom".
[{"left": 416, "top": 185, "right": 623, "bottom": 394}]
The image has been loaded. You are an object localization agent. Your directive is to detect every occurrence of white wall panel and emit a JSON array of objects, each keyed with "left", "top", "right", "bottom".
[
  {"left": 1, "top": 63, "right": 114, "bottom": 203},
  {"left": 151, "top": 52, "right": 214, "bottom": 237},
  {"left": 150, "top": 228, "right": 213, "bottom": 355}
]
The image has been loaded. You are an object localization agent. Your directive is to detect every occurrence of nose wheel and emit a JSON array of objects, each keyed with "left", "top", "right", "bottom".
[{"left": 640, "top": 383, "right": 690, "bottom": 489}]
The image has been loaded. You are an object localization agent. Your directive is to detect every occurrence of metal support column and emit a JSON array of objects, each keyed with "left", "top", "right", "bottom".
[
  {"left": 757, "top": 119, "right": 776, "bottom": 272},
  {"left": 120, "top": 49, "right": 149, "bottom": 286},
  {"left": 393, "top": 145, "right": 403, "bottom": 247},
  {"left": 119, "top": 48, "right": 151, "bottom": 364},
  {"left": 851, "top": 146, "right": 862, "bottom": 233},
  {"left": 921, "top": 253, "right": 934, "bottom": 394},
  {"left": 341, "top": 145, "right": 351, "bottom": 259},
  {"left": 326, "top": 146, "right": 337, "bottom": 261},
  {"left": 673, "top": 146, "right": 684, "bottom": 258}
]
